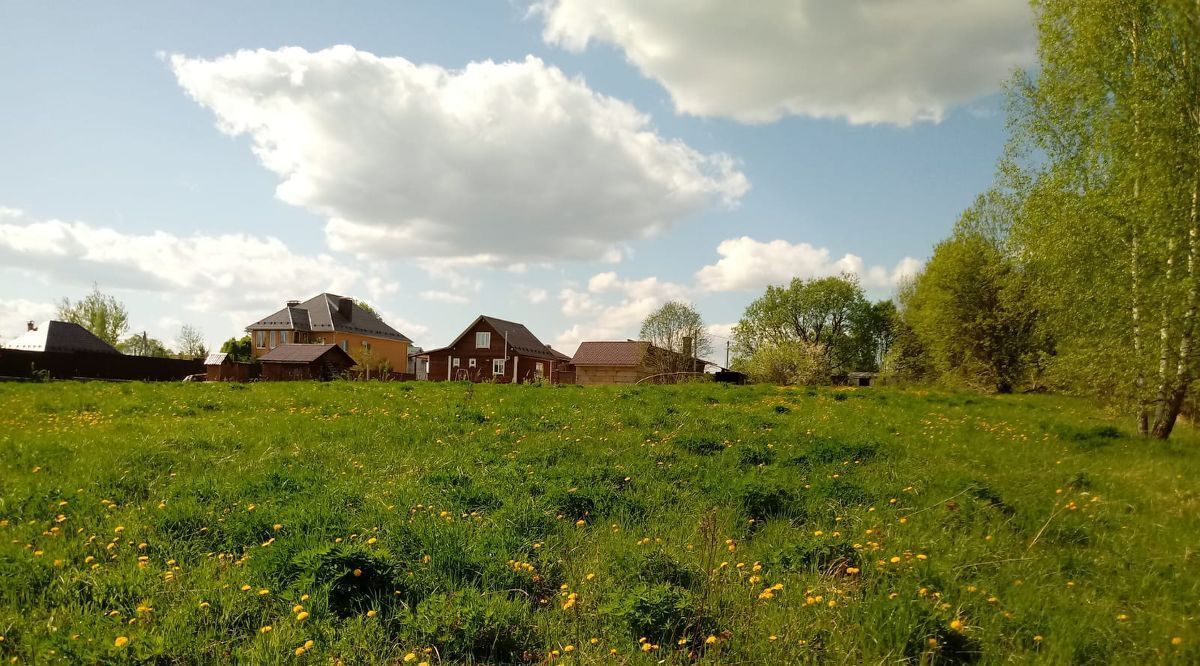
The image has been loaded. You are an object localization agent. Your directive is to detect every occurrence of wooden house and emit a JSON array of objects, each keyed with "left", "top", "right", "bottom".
[
  {"left": 571, "top": 340, "right": 707, "bottom": 385},
  {"left": 258, "top": 344, "right": 355, "bottom": 381},
  {"left": 417, "top": 315, "right": 571, "bottom": 383},
  {"left": 246, "top": 294, "right": 412, "bottom": 373},
  {"left": 204, "top": 352, "right": 256, "bottom": 382}
]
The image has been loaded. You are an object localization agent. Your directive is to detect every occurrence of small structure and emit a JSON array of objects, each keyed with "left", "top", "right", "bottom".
[
  {"left": 258, "top": 344, "right": 355, "bottom": 381},
  {"left": 847, "top": 371, "right": 879, "bottom": 387},
  {"left": 204, "top": 352, "right": 256, "bottom": 382},
  {"left": 4, "top": 320, "right": 119, "bottom": 354},
  {"left": 417, "top": 315, "right": 571, "bottom": 383},
  {"left": 571, "top": 340, "right": 707, "bottom": 385}
]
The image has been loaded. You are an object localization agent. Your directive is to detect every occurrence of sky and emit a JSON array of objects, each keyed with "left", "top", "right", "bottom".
[{"left": 0, "top": 1, "right": 1036, "bottom": 356}]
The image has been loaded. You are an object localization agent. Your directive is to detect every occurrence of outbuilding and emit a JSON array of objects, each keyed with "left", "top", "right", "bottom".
[
  {"left": 204, "top": 352, "right": 257, "bottom": 382},
  {"left": 258, "top": 344, "right": 355, "bottom": 381}
]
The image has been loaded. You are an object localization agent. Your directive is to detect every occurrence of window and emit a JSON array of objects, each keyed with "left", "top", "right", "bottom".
[
  {"left": 279, "top": 331, "right": 289, "bottom": 345},
  {"left": 269, "top": 330, "right": 277, "bottom": 348},
  {"left": 476, "top": 332, "right": 491, "bottom": 348},
  {"left": 492, "top": 358, "right": 505, "bottom": 375},
  {"left": 362, "top": 341, "right": 371, "bottom": 350},
  {"left": 255, "top": 331, "right": 265, "bottom": 348},
  {"left": 340, "top": 340, "right": 348, "bottom": 352},
  {"left": 535, "top": 362, "right": 545, "bottom": 379},
  {"left": 452, "top": 357, "right": 460, "bottom": 367},
  {"left": 468, "top": 358, "right": 477, "bottom": 368}
]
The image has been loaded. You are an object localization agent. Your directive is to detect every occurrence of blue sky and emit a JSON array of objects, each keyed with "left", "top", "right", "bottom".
[{"left": 0, "top": 1, "right": 1033, "bottom": 353}]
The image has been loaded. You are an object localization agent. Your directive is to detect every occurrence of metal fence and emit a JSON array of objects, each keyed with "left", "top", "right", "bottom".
[{"left": 0, "top": 349, "right": 203, "bottom": 381}]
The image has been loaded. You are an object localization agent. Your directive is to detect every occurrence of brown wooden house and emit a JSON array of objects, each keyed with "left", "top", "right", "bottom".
[
  {"left": 417, "top": 315, "right": 571, "bottom": 383},
  {"left": 258, "top": 344, "right": 355, "bottom": 381},
  {"left": 571, "top": 340, "right": 707, "bottom": 384}
]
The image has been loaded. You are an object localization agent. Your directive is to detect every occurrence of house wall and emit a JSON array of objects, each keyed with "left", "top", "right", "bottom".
[
  {"left": 423, "top": 320, "right": 561, "bottom": 383},
  {"left": 575, "top": 365, "right": 649, "bottom": 385},
  {"left": 250, "top": 331, "right": 408, "bottom": 371}
]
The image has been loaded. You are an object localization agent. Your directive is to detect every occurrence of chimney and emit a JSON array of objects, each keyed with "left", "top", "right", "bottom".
[
  {"left": 27, "top": 321, "right": 37, "bottom": 332},
  {"left": 337, "top": 297, "right": 353, "bottom": 321},
  {"left": 286, "top": 300, "right": 300, "bottom": 308},
  {"left": 682, "top": 336, "right": 694, "bottom": 359}
]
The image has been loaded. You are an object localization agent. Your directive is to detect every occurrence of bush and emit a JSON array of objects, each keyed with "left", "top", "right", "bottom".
[{"left": 742, "top": 341, "right": 827, "bottom": 385}]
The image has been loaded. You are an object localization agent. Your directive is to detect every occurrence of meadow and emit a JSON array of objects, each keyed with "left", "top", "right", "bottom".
[{"left": 0, "top": 380, "right": 1197, "bottom": 664}]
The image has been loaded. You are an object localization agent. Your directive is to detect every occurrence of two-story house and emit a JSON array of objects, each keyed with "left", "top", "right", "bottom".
[
  {"left": 246, "top": 293, "right": 412, "bottom": 372},
  {"left": 417, "top": 315, "right": 571, "bottom": 383}
]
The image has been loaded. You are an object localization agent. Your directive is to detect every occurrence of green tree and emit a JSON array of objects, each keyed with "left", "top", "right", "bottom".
[
  {"left": 175, "top": 325, "right": 207, "bottom": 359},
  {"left": 118, "top": 332, "right": 171, "bottom": 357},
  {"left": 355, "top": 300, "right": 380, "bottom": 318},
  {"left": 732, "top": 275, "right": 879, "bottom": 377},
  {"left": 56, "top": 285, "right": 129, "bottom": 347},
  {"left": 219, "top": 336, "right": 253, "bottom": 363},
  {"left": 639, "top": 301, "right": 712, "bottom": 374},
  {"left": 1006, "top": 0, "right": 1200, "bottom": 436}
]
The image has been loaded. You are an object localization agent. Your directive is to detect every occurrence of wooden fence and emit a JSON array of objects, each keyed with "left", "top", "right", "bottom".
[{"left": 0, "top": 349, "right": 203, "bottom": 382}]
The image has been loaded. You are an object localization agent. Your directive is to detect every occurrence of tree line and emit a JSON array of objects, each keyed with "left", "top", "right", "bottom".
[{"left": 53, "top": 285, "right": 211, "bottom": 360}]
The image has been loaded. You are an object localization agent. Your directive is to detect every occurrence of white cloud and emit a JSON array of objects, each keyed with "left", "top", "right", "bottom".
[
  {"left": 695, "top": 237, "right": 922, "bottom": 292},
  {"left": 0, "top": 209, "right": 427, "bottom": 342},
  {"left": 419, "top": 290, "right": 469, "bottom": 304},
  {"left": 536, "top": 0, "right": 1034, "bottom": 125},
  {"left": 555, "top": 271, "right": 689, "bottom": 352},
  {"left": 524, "top": 288, "right": 549, "bottom": 304},
  {"left": 706, "top": 322, "right": 736, "bottom": 340},
  {"left": 171, "top": 47, "right": 748, "bottom": 264},
  {"left": 0, "top": 298, "right": 56, "bottom": 342}
]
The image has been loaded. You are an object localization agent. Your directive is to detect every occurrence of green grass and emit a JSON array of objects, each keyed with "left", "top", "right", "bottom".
[{"left": 0, "top": 381, "right": 1197, "bottom": 664}]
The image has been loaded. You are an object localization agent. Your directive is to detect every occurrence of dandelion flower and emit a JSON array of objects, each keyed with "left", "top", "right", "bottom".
[
  {"left": 296, "top": 611, "right": 310, "bottom": 622},
  {"left": 564, "top": 645, "right": 575, "bottom": 652},
  {"left": 353, "top": 569, "right": 363, "bottom": 577},
  {"left": 304, "top": 640, "right": 314, "bottom": 650},
  {"left": 1172, "top": 637, "right": 1183, "bottom": 646},
  {"left": 260, "top": 626, "right": 272, "bottom": 634},
  {"left": 404, "top": 654, "right": 417, "bottom": 663},
  {"left": 950, "top": 620, "right": 964, "bottom": 631},
  {"left": 366, "top": 610, "right": 377, "bottom": 618},
  {"left": 114, "top": 636, "right": 130, "bottom": 648},
  {"left": 295, "top": 647, "right": 306, "bottom": 656}
]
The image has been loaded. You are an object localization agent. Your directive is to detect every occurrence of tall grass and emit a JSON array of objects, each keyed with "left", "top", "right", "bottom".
[{"left": 0, "top": 381, "right": 1196, "bottom": 663}]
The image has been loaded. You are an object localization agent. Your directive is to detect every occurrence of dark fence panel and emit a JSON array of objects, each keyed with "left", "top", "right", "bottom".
[{"left": 0, "top": 349, "right": 203, "bottom": 381}]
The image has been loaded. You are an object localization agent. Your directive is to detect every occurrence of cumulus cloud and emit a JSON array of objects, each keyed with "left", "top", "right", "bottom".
[
  {"left": 0, "top": 209, "right": 425, "bottom": 340},
  {"left": 419, "top": 290, "right": 470, "bottom": 304},
  {"left": 524, "top": 288, "right": 549, "bottom": 304},
  {"left": 695, "top": 237, "right": 922, "bottom": 292},
  {"left": 536, "top": 0, "right": 1034, "bottom": 125},
  {"left": 171, "top": 47, "right": 748, "bottom": 264},
  {"left": 554, "top": 271, "right": 689, "bottom": 352}
]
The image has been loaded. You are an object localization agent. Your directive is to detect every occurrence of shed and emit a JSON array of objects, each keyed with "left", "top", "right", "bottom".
[
  {"left": 846, "top": 371, "right": 879, "bottom": 387},
  {"left": 258, "top": 344, "right": 354, "bottom": 381},
  {"left": 571, "top": 340, "right": 707, "bottom": 385},
  {"left": 205, "top": 352, "right": 256, "bottom": 382}
]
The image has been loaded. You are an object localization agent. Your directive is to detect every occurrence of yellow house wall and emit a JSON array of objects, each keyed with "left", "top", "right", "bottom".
[{"left": 251, "top": 331, "right": 409, "bottom": 371}]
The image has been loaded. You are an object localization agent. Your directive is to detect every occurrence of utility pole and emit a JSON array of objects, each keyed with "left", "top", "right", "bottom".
[{"left": 725, "top": 340, "right": 730, "bottom": 369}]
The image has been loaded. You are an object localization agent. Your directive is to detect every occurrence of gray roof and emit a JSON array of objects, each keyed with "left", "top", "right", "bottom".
[
  {"left": 247, "top": 294, "right": 411, "bottom": 342},
  {"left": 258, "top": 343, "right": 355, "bottom": 364},
  {"left": 204, "top": 352, "right": 230, "bottom": 366},
  {"left": 3, "top": 321, "right": 120, "bottom": 354}
]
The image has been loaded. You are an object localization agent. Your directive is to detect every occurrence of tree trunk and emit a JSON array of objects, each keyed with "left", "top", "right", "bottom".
[
  {"left": 1130, "top": 19, "right": 1150, "bottom": 436},
  {"left": 1152, "top": 175, "right": 1200, "bottom": 438}
]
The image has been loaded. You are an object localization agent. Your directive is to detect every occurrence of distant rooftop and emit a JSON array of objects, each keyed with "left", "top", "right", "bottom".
[{"left": 3, "top": 321, "right": 120, "bottom": 354}]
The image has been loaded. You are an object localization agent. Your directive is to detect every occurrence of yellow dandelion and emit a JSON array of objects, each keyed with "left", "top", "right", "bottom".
[
  {"left": 114, "top": 636, "right": 130, "bottom": 648},
  {"left": 366, "top": 610, "right": 377, "bottom": 618}
]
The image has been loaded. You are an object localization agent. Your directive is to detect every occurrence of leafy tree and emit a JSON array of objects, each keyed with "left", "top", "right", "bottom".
[
  {"left": 118, "top": 332, "right": 171, "bottom": 357},
  {"left": 355, "top": 300, "right": 380, "bottom": 318},
  {"left": 219, "top": 336, "right": 253, "bottom": 363},
  {"left": 732, "top": 274, "right": 882, "bottom": 377},
  {"left": 900, "top": 196, "right": 1044, "bottom": 393},
  {"left": 639, "top": 301, "right": 712, "bottom": 374},
  {"left": 741, "top": 340, "right": 826, "bottom": 385},
  {"left": 1005, "top": 0, "right": 1200, "bottom": 436},
  {"left": 56, "top": 285, "right": 129, "bottom": 347},
  {"left": 175, "top": 325, "right": 207, "bottom": 359}
]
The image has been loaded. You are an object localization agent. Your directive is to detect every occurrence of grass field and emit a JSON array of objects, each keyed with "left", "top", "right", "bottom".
[{"left": 0, "top": 381, "right": 1197, "bottom": 664}]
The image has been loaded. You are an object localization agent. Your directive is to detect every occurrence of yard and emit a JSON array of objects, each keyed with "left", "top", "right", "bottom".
[{"left": 0, "top": 381, "right": 1196, "bottom": 664}]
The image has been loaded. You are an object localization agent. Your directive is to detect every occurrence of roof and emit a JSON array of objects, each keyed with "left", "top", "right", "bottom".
[
  {"left": 258, "top": 343, "right": 355, "bottom": 364},
  {"left": 424, "top": 315, "right": 564, "bottom": 360},
  {"left": 571, "top": 341, "right": 650, "bottom": 366},
  {"left": 3, "top": 321, "right": 120, "bottom": 354},
  {"left": 246, "top": 294, "right": 411, "bottom": 342},
  {"left": 204, "top": 352, "right": 230, "bottom": 366}
]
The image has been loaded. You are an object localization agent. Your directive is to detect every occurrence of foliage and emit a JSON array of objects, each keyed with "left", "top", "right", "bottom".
[
  {"left": 175, "top": 325, "right": 208, "bottom": 359},
  {"left": 1001, "top": 0, "right": 1200, "bottom": 436},
  {"left": 220, "top": 336, "right": 253, "bottom": 363},
  {"left": 354, "top": 300, "right": 379, "bottom": 318},
  {"left": 732, "top": 274, "right": 890, "bottom": 379},
  {"left": 899, "top": 198, "right": 1046, "bottom": 393},
  {"left": 117, "top": 332, "right": 171, "bottom": 357},
  {"left": 55, "top": 284, "right": 129, "bottom": 347},
  {"left": 739, "top": 340, "right": 826, "bottom": 385},
  {"left": 639, "top": 301, "right": 712, "bottom": 373},
  {"left": 0, "top": 381, "right": 1194, "bottom": 663}
]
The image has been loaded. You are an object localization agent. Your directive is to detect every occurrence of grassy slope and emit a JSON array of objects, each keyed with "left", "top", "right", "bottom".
[{"left": 0, "top": 381, "right": 1197, "bottom": 664}]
